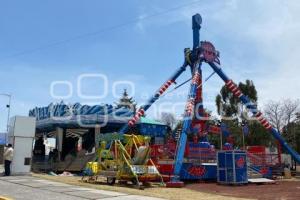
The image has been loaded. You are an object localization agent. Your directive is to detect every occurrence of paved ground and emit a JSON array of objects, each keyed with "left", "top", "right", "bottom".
[{"left": 0, "top": 175, "right": 164, "bottom": 200}]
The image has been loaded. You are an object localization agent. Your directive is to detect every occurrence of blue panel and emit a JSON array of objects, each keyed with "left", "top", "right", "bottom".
[
  {"left": 226, "top": 169, "right": 234, "bottom": 182},
  {"left": 180, "top": 163, "right": 217, "bottom": 180},
  {"left": 218, "top": 151, "right": 226, "bottom": 168},
  {"left": 225, "top": 152, "right": 234, "bottom": 168},
  {"left": 251, "top": 165, "right": 273, "bottom": 178},
  {"left": 218, "top": 169, "right": 226, "bottom": 182},
  {"left": 138, "top": 124, "right": 167, "bottom": 137},
  {"left": 236, "top": 168, "right": 247, "bottom": 182},
  {"left": 217, "top": 150, "right": 248, "bottom": 184}
]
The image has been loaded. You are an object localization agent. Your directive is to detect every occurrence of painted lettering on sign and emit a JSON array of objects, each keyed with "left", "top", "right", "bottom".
[
  {"left": 236, "top": 156, "right": 246, "bottom": 168},
  {"left": 259, "top": 167, "right": 269, "bottom": 175},
  {"left": 188, "top": 166, "right": 206, "bottom": 177}
]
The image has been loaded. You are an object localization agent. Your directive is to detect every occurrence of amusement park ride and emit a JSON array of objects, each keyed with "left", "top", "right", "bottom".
[{"left": 86, "top": 13, "right": 300, "bottom": 188}]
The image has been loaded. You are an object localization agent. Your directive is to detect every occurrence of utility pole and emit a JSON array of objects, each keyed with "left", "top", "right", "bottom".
[
  {"left": 241, "top": 121, "right": 249, "bottom": 150},
  {"left": 0, "top": 93, "right": 11, "bottom": 143}
]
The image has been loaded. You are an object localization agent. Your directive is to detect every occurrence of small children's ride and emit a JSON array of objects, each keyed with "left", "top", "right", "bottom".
[{"left": 83, "top": 134, "right": 164, "bottom": 189}]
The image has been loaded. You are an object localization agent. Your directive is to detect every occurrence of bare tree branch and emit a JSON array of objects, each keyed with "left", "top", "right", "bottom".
[
  {"left": 160, "top": 112, "right": 176, "bottom": 128},
  {"left": 264, "top": 100, "right": 284, "bottom": 131},
  {"left": 282, "top": 99, "right": 300, "bottom": 125},
  {"left": 264, "top": 99, "right": 300, "bottom": 132}
]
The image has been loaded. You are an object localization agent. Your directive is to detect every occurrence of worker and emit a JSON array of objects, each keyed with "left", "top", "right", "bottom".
[{"left": 3, "top": 144, "right": 14, "bottom": 176}]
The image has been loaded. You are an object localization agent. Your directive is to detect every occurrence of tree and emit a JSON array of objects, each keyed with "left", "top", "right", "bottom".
[
  {"left": 295, "top": 112, "right": 300, "bottom": 123},
  {"left": 215, "top": 86, "right": 238, "bottom": 118},
  {"left": 215, "top": 79, "right": 275, "bottom": 148},
  {"left": 238, "top": 80, "right": 257, "bottom": 102},
  {"left": 160, "top": 112, "right": 176, "bottom": 128},
  {"left": 282, "top": 99, "right": 300, "bottom": 151},
  {"left": 264, "top": 100, "right": 285, "bottom": 131},
  {"left": 264, "top": 99, "right": 300, "bottom": 153},
  {"left": 283, "top": 122, "right": 300, "bottom": 152},
  {"left": 216, "top": 79, "right": 258, "bottom": 119},
  {"left": 246, "top": 121, "right": 274, "bottom": 147},
  {"left": 264, "top": 99, "right": 300, "bottom": 131},
  {"left": 115, "top": 89, "right": 137, "bottom": 113},
  {"left": 282, "top": 99, "right": 300, "bottom": 125}
]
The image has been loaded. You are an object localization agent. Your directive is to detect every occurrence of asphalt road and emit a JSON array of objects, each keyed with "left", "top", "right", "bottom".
[{"left": 0, "top": 175, "right": 164, "bottom": 200}]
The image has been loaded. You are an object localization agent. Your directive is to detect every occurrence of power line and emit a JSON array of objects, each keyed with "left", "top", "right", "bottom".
[{"left": 0, "top": 0, "right": 202, "bottom": 62}]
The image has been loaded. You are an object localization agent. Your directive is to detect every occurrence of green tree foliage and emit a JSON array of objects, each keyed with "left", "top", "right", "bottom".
[
  {"left": 208, "top": 121, "right": 274, "bottom": 148},
  {"left": 282, "top": 122, "right": 300, "bottom": 153},
  {"left": 207, "top": 133, "right": 221, "bottom": 148},
  {"left": 245, "top": 121, "right": 274, "bottom": 147},
  {"left": 215, "top": 80, "right": 274, "bottom": 148},
  {"left": 216, "top": 79, "right": 257, "bottom": 118}
]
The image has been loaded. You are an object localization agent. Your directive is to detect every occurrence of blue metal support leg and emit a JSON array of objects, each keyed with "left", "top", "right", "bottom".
[
  {"left": 171, "top": 62, "right": 203, "bottom": 182},
  {"left": 119, "top": 63, "right": 188, "bottom": 135},
  {"left": 208, "top": 61, "right": 300, "bottom": 164}
]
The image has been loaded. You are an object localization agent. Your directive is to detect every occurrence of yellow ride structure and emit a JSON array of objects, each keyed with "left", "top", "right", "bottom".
[{"left": 83, "top": 134, "right": 164, "bottom": 189}]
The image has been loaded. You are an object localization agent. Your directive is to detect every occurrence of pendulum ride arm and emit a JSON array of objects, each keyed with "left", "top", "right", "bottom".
[
  {"left": 172, "top": 62, "right": 202, "bottom": 182},
  {"left": 207, "top": 61, "right": 300, "bottom": 163},
  {"left": 192, "top": 14, "right": 205, "bottom": 129},
  {"left": 169, "top": 14, "right": 203, "bottom": 182},
  {"left": 119, "top": 62, "right": 188, "bottom": 135}
]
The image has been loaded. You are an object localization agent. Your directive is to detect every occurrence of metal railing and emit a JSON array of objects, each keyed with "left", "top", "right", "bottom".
[{"left": 247, "top": 152, "right": 280, "bottom": 167}]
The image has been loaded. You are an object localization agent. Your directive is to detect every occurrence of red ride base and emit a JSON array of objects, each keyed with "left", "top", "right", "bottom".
[{"left": 166, "top": 181, "right": 184, "bottom": 188}]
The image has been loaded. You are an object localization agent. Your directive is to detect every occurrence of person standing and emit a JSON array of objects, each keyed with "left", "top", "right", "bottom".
[{"left": 3, "top": 144, "right": 13, "bottom": 176}]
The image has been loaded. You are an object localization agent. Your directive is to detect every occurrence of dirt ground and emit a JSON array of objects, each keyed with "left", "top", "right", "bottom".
[
  {"left": 186, "top": 180, "right": 300, "bottom": 200},
  {"left": 33, "top": 173, "right": 300, "bottom": 200}
]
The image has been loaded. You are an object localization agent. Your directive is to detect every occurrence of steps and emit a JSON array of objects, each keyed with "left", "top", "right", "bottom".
[
  {"left": 248, "top": 178, "right": 275, "bottom": 184},
  {"left": 247, "top": 165, "right": 263, "bottom": 179},
  {"left": 247, "top": 165, "right": 275, "bottom": 184}
]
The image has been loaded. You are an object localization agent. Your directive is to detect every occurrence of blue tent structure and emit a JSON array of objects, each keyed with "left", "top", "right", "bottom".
[
  {"left": 29, "top": 102, "right": 169, "bottom": 138},
  {"left": 29, "top": 102, "right": 134, "bottom": 133},
  {"left": 29, "top": 102, "right": 170, "bottom": 172}
]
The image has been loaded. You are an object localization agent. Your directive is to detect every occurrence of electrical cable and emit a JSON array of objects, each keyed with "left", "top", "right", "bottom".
[
  {"left": 160, "top": 71, "right": 216, "bottom": 98},
  {"left": 0, "top": 0, "right": 203, "bottom": 62}
]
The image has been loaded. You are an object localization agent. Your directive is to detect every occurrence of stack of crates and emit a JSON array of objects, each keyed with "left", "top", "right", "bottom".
[{"left": 217, "top": 150, "right": 248, "bottom": 184}]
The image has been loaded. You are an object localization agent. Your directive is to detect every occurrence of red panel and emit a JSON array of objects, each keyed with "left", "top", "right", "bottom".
[
  {"left": 208, "top": 125, "right": 221, "bottom": 134},
  {"left": 247, "top": 146, "right": 266, "bottom": 154},
  {"left": 157, "top": 164, "right": 174, "bottom": 174}
]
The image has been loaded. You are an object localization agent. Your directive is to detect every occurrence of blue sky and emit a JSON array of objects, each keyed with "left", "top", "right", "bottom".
[{"left": 0, "top": 0, "right": 300, "bottom": 132}]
